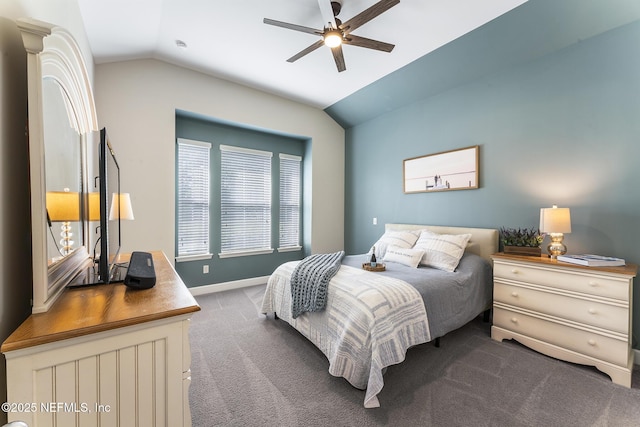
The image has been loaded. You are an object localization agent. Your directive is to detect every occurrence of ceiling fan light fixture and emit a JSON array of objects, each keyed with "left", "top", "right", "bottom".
[
  {"left": 264, "top": 0, "right": 399, "bottom": 72},
  {"left": 324, "top": 30, "right": 343, "bottom": 48}
]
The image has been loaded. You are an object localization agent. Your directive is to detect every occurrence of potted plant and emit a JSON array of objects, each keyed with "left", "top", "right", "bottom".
[{"left": 500, "top": 227, "right": 545, "bottom": 256}]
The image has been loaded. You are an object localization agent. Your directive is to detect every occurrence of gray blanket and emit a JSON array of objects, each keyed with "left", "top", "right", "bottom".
[{"left": 290, "top": 251, "right": 344, "bottom": 318}]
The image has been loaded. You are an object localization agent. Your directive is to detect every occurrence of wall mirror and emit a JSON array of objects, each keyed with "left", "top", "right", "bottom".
[
  {"left": 403, "top": 145, "right": 479, "bottom": 193},
  {"left": 43, "top": 77, "right": 84, "bottom": 262},
  {"left": 18, "top": 18, "right": 99, "bottom": 313}
]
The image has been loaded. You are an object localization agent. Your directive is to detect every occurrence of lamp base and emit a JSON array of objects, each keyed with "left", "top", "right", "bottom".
[
  {"left": 547, "top": 233, "right": 567, "bottom": 259},
  {"left": 59, "top": 221, "right": 74, "bottom": 256}
]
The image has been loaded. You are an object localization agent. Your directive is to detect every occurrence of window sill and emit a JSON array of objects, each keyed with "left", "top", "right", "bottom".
[
  {"left": 175, "top": 253, "right": 213, "bottom": 263},
  {"left": 218, "top": 248, "right": 274, "bottom": 259},
  {"left": 277, "top": 246, "right": 302, "bottom": 253}
]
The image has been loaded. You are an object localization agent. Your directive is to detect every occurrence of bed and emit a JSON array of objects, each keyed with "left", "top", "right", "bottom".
[{"left": 260, "top": 224, "right": 498, "bottom": 408}]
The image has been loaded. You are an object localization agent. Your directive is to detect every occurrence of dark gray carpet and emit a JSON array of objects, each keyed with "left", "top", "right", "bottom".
[{"left": 189, "top": 284, "right": 640, "bottom": 426}]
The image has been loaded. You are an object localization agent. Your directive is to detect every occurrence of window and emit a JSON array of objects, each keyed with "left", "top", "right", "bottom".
[
  {"left": 279, "top": 154, "right": 302, "bottom": 250},
  {"left": 220, "top": 145, "right": 272, "bottom": 257},
  {"left": 176, "top": 139, "right": 211, "bottom": 260}
]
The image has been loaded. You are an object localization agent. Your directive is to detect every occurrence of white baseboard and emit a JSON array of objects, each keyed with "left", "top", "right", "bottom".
[{"left": 189, "top": 276, "right": 270, "bottom": 296}]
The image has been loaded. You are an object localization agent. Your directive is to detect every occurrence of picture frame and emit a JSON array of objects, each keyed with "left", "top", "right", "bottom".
[{"left": 403, "top": 145, "right": 479, "bottom": 193}]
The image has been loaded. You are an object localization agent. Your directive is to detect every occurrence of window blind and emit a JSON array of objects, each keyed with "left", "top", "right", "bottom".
[
  {"left": 279, "top": 153, "right": 302, "bottom": 249},
  {"left": 177, "top": 139, "right": 211, "bottom": 257},
  {"left": 220, "top": 145, "right": 272, "bottom": 255}
]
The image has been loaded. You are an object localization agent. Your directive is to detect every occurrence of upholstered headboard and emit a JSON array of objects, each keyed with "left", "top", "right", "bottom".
[{"left": 385, "top": 224, "right": 499, "bottom": 263}]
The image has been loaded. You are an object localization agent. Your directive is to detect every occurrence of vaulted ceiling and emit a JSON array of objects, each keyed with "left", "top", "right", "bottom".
[
  {"left": 77, "top": 0, "right": 527, "bottom": 109},
  {"left": 77, "top": 0, "right": 640, "bottom": 128}
]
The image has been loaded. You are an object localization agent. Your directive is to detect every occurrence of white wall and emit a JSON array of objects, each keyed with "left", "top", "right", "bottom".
[{"left": 94, "top": 59, "right": 344, "bottom": 261}]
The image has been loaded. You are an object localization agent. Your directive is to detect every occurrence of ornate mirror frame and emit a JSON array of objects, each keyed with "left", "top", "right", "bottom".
[{"left": 18, "top": 18, "right": 98, "bottom": 313}]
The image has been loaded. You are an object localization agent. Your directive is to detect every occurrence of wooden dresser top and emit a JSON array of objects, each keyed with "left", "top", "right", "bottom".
[
  {"left": 492, "top": 252, "right": 638, "bottom": 277},
  {"left": 2, "top": 251, "right": 200, "bottom": 353}
]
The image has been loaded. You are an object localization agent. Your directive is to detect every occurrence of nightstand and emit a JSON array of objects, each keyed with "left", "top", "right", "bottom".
[{"left": 491, "top": 253, "right": 637, "bottom": 387}]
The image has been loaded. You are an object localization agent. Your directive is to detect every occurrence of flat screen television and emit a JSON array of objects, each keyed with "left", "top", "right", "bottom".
[
  {"left": 98, "top": 127, "right": 123, "bottom": 282},
  {"left": 69, "top": 127, "right": 123, "bottom": 286}
]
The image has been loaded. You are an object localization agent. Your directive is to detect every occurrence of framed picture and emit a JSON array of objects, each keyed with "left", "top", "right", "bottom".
[{"left": 403, "top": 145, "right": 479, "bottom": 193}]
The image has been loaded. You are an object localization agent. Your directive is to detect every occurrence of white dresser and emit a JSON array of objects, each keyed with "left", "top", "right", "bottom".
[
  {"left": 2, "top": 252, "right": 200, "bottom": 426},
  {"left": 491, "top": 253, "right": 637, "bottom": 387}
]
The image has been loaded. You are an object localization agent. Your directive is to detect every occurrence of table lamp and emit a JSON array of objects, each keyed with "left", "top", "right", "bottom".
[
  {"left": 46, "top": 190, "right": 80, "bottom": 255},
  {"left": 540, "top": 205, "right": 572, "bottom": 259}
]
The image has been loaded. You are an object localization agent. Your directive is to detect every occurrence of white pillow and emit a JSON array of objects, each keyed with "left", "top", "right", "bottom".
[
  {"left": 383, "top": 245, "right": 425, "bottom": 268},
  {"left": 414, "top": 230, "right": 471, "bottom": 272},
  {"left": 369, "top": 230, "right": 419, "bottom": 259}
]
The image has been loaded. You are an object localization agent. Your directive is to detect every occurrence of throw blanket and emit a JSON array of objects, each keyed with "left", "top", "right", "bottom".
[
  {"left": 290, "top": 251, "right": 344, "bottom": 318},
  {"left": 261, "top": 263, "right": 431, "bottom": 408}
]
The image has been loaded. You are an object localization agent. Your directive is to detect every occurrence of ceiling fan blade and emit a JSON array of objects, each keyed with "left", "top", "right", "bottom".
[
  {"left": 343, "top": 34, "right": 394, "bottom": 52},
  {"left": 317, "top": 0, "right": 337, "bottom": 29},
  {"left": 340, "top": 0, "right": 400, "bottom": 34},
  {"left": 287, "top": 39, "right": 325, "bottom": 63},
  {"left": 263, "top": 18, "right": 323, "bottom": 36},
  {"left": 330, "top": 45, "right": 346, "bottom": 72}
]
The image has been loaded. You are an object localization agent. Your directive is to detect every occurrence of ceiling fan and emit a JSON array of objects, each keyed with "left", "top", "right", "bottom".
[{"left": 264, "top": 0, "right": 400, "bottom": 72}]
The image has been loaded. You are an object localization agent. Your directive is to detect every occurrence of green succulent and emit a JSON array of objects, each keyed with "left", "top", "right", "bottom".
[{"left": 500, "top": 227, "right": 545, "bottom": 247}]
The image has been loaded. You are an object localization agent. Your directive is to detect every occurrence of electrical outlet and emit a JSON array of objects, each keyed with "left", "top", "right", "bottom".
[
  {"left": 373, "top": 217, "right": 378, "bottom": 225},
  {"left": 203, "top": 265, "right": 209, "bottom": 274}
]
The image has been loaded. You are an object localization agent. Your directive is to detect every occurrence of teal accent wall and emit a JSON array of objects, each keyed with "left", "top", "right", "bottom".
[
  {"left": 326, "top": 0, "right": 640, "bottom": 128},
  {"left": 175, "top": 112, "right": 307, "bottom": 287},
  {"left": 344, "top": 21, "right": 640, "bottom": 346}
]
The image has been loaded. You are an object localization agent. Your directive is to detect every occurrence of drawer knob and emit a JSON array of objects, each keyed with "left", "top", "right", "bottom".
[
  {"left": 588, "top": 339, "right": 597, "bottom": 346},
  {"left": 511, "top": 269, "right": 519, "bottom": 274},
  {"left": 510, "top": 317, "right": 518, "bottom": 324},
  {"left": 588, "top": 281, "right": 598, "bottom": 287},
  {"left": 588, "top": 308, "right": 597, "bottom": 315},
  {"left": 511, "top": 291, "right": 519, "bottom": 297}
]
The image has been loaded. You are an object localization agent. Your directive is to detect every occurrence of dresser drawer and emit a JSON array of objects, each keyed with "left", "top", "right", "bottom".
[
  {"left": 494, "top": 262, "right": 629, "bottom": 301},
  {"left": 493, "top": 306, "right": 628, "bottom": 367},
  {"left": 494, "top": 282, "right": 628, "bottom": 334}
]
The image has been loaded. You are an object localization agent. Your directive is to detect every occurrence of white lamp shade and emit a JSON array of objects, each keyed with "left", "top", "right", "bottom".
[
  {"left": 540, "top": 206, "right": 571, "bottom": 233},
  {"left": 109, "top": 193, "right": 135, "bottom": 221},
  {"left": 46, "top": 191, "right": 80, "bottom": 222}
]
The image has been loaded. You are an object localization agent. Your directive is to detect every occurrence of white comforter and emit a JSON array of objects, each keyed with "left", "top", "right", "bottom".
[{"left": 261, "top": 262, "right": 431, "bottom": 408}]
